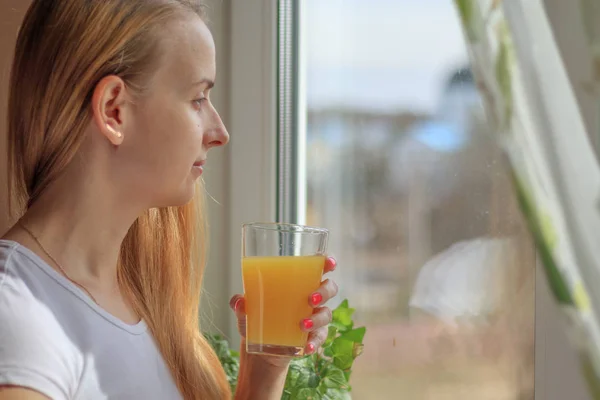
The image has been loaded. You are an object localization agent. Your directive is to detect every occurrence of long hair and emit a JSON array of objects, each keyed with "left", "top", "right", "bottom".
[{"left": 6, "top": 1, "right": 230, "bottom": 398}]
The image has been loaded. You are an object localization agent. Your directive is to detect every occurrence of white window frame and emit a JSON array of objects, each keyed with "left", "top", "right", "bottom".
[{"left": 225, "top": 0, "right": 279, "bottom": 344}]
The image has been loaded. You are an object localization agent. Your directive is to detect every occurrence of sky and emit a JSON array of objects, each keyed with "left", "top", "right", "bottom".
[{"left": 304, "top": 0, "right": 470, "bottom": 114}]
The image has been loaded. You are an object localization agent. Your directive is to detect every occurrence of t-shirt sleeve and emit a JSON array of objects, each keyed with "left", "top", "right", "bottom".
[{"left": 0, "top": 279, "right": 77, "bottom": 400}]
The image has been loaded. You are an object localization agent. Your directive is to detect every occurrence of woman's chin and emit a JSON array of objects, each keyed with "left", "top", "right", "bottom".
[
  {"left": 171, "top": 190, "right": 197, "bottom": 207},
  {"left": 151, "top": 186, "right": 197, "bottom": 209}
]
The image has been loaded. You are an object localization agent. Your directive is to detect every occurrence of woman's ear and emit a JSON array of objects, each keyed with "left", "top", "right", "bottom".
[{"left": 91, "top": 75, "right": 129, "bottom": 146}]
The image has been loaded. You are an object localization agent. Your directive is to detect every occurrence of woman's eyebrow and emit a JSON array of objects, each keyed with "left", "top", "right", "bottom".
[{"left": 191, "top": 78, "right": 214, "bottom": 89}]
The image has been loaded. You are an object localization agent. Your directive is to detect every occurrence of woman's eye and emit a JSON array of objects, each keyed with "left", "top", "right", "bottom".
[{"left": 193, "top": 98, "right": 206, "bottom": 108}]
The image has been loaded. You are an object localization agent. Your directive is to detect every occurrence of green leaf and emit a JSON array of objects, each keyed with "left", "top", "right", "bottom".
[
  {"left": 296, "top": 388, "right": 322, "bottom": 400},
  {"left": 286, "top": 356, "right": 319, "bottom": 395},
  {"left": 317, "top": 356, "right": 330, "bottom": 374},
  {"left": 324, "top": 325, "right": 339, "bottom": 348},
  {"left": 343, "top": 370, "right": 352, "bottom": 383},
  {"left": 320, "top": 365, "right": 349, "bottom": 390},
  {"left": 332, "top": 300, "right": 355, "bottom": 332},
  {"left": 286, "top": 365, "right": 302, "bottom": 389},
  {"left": 286, "top": 365, "right": 313, "bottom": 391},
  {"left": 323, "top": 345, "right": 334, "bottom": 357},
  {"left": 307, "top": 371, "right": 320, "bottom": 389},
  {"left": 338, "top": 327, "right": 366, "bottom": 344},
  {"left": 321, "top": 389, "right": 350, "bottom": 400},
  {"left": 333, "top": 355, "right": 354, "bottom": 371},
  {"left": 290, "top": 356, "right": 312, "bottom": 368},
  {"left": 331, "top": 338, "right": 355, "bottom": 370},
  {"left": 290, "top": 355, "right": 315, "bottom": 370},
  {"left": 330, "top": 321, "right": 348, "bottom": 332}
]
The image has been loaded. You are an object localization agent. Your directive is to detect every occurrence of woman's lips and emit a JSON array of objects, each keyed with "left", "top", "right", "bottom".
[{"left": 192, "top": 160, "right": 206, "bottom": 175}]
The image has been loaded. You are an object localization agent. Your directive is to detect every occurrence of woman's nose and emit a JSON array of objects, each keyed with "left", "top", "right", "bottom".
[
  {"left": 207, "top": 125, "right": 229, "bottom": 148},
  {"left": 205, "top": 107, "right": 230, "bottom": 148}
]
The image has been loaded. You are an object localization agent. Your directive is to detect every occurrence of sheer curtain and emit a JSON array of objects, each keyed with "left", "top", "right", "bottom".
[{"left": 459, "top": 0, "right": 600, "bottom": 398}]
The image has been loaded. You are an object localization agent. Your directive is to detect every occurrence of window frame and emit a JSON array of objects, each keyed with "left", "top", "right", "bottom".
[{"left": 225, "top": 0, "right": 279, "bottom": 344}]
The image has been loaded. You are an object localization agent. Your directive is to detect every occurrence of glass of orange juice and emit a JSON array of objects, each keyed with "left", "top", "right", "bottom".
[{"left": 242, "top": 222, "right": 329, "bottom": 357}]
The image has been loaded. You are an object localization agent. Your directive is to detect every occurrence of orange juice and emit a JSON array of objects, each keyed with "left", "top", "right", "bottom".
[{"left": 242, "top": 255, "right": 325, "bottom": 347}]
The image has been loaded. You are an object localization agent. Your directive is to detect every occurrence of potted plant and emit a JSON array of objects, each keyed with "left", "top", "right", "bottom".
[{"left": 205, "top": 299, "right": 366, "bottom": 399}]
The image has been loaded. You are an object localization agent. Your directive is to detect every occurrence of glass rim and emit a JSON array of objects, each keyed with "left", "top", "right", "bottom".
[{"left": 243, "top": 222, "right": 329, "bottom": 235}]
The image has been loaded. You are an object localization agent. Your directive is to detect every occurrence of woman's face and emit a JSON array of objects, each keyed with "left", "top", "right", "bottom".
[{"left": 106, "top": 15, "right": 228, "bottom": 208}]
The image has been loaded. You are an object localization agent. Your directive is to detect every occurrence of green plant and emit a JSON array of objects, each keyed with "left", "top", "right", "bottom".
[{"left": 205, "top": 299, "right": 366, "bottom": 399}]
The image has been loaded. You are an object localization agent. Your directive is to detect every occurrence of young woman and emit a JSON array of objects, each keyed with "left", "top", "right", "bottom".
[{"left": 0, "top": 1, "right": 338, "bottom": 399}]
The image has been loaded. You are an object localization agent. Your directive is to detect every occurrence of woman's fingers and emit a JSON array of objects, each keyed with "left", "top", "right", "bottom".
[
  {"left": 309, "top": 278, "right": 338, "bottom": 307},
  {"left": 229, "top": 294, "right": 245, "bottom": 316},
  {"left": 301, "top": 257, "right": 338, "bottom": 355},
  {"left": 306, "top": 326, "right": 329, "bottom": 355},
  {"left": 300, "top": 306, "right": 332, "bottom": 332},
  {"left": 311, "top": 258, "right": 338, "bottom": 307},
  {"left": 324, "top": 257, "right": 337, "bottom": 274},
  {"left": 229, "top": 294, "right": 246, "bottom": 337}
]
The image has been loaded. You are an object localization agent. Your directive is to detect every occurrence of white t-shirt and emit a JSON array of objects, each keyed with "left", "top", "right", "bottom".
[{"left": 0, "top": 240, "right": 183, "bottom": 400}]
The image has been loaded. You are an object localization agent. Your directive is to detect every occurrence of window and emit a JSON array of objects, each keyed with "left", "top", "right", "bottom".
[{"left": 278, "top": 0, "right": 537, "bottom": 398}]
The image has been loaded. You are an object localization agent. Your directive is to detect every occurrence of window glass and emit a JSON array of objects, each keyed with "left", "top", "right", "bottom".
[{"left": 300, "top": 0, "right": 536, "bottom": 398}]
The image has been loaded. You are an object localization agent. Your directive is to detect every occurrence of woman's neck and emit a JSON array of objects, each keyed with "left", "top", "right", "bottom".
[
  {"left": 3, "top": 178, "right": 142, "bottom": 324},
  {"left": 3, "top": 164, "right": 142, "bottom": 302}
]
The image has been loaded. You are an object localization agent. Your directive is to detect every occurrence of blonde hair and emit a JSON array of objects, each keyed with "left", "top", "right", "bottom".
[{"left": 7, "top": 1, "right": 230, "bottom": 398}]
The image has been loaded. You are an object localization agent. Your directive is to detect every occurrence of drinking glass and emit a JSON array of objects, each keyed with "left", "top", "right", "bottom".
[{"left": 242, "top": 222, "right": 329, "bottom": 356}]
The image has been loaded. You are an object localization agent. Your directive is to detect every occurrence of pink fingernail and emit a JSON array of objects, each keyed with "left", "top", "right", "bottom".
[
  {"left": 306, "top": 342, "right": 316, "bottom": 354},
  {"left": 302, "top": 319, "right": 314, "bottom": 330},
  {"left": 311, "top": 293, "right": 323, "bottom": 306},
  {"left": 329, "top": 257, "right": 337, "bottom": 270},
  {"left": 233, "top": 298, "right": 242, "bottom": 312}
]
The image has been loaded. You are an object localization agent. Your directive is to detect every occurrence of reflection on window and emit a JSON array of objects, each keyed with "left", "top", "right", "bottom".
[{"left": 302, "top": 0, "right": 535, "bottom": 398}]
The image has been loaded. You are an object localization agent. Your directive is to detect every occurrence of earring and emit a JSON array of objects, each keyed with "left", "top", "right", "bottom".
[{"left": 106, "top": 123, "right": 123, "bottom": 140}]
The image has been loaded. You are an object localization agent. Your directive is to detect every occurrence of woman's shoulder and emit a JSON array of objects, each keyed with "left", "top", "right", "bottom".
[
  {"left": 0, "top": 239, "right": 46, "bottom": 304},
  {"left": 0, "top": 240, "right": 81, "bottom": 400},
  {"left": 0, "top": 239, "right": 74, "bottom": 330},
  {"left": 0, "top": 239, "right": 34, "bottom": 299},
  {"left": 0, "top": 239, "right": 69, "bottom": 299},
  {"left": 0, "top": 238, "right": 19, "bottom": 272},
  {"left": 0, "top": 240, "right": 69, "bottom": 339}
]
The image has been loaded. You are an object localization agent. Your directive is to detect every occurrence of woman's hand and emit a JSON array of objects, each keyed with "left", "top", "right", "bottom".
[{"left": 229, "top": 256, "right": 339, "bottom": 360}]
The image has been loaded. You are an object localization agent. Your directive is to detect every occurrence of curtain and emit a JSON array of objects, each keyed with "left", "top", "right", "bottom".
[{"left": 455, "top": 0, "right": 600, "bottom": 397}]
